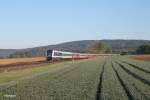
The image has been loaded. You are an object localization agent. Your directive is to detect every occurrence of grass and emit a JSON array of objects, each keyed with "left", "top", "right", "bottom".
[{"left": 0, "top": 56, "right": 150, "bottom": 100}]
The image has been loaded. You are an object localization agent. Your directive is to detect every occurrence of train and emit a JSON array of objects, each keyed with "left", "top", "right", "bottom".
[{"left": 46, "top": 50, "right": 120, "bottom": 61}]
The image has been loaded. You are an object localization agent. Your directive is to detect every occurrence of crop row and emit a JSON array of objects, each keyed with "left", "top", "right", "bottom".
[
  {"left": 96, "top": 57, "right": 150, "bottom": 100},
  {"left": 111, "top": 59, "right": 150, "bottom": 100}
]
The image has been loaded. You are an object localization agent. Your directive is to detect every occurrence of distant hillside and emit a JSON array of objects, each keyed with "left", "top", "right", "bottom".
[
  {"left": 0, "top": 49, "right": 17, "bottom": 58},
  {"left": 9, "top": 40, "right": 97, "bottom": 58},
  {"left": 1, "top": 40, "right": 150, "bottom": 58}
]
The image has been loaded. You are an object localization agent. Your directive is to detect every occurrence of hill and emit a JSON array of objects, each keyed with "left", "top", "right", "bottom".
[
  {"left": 0, "top": 49, "right": 17, "bottom": 58},
  {"left": 1, "top": 40, "right": 150, "bottom": 58}
]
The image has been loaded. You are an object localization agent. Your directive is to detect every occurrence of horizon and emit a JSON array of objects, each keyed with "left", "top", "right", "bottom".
[{"left": 0, "top": 0, "right": 150, "bottom": 49}]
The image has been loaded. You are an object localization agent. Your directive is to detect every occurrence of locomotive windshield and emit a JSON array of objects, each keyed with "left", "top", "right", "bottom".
[
  {"left": 47, "top": 50, "right": 53, "bottom": 57},
  {"left": 46, "top": 50, "right": 53, "bottom": 61}
]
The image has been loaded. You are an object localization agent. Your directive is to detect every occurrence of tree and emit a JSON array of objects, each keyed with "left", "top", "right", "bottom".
[
  {"left": 136, "top": 44, "right": 150, "bottom": 54},
  {"left": 88, "top": 42, "right": 112, "bottom": 53}
]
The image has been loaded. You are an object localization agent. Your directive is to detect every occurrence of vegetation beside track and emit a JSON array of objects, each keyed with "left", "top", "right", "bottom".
[{"left": 0, "top": 57, "right": 150, "bottom": 100}]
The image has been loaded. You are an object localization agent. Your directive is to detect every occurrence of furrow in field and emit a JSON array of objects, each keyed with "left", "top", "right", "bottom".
[
  {"left": 118, "top": 61, "right": 150, "bottom": 82},
  {"left": 95, "top": 61, "right": 106, "bottom": 100},
  {"left": 132, "top": 84, "right": 149, "bottom": 100},
  {"left": 120, "top": 58, "right": 150, "bottom": 72},
  {"left": 120, "top": 60, "right": 150, "bottom": 74},
  {"left": 116, "top": 62, "right": 150, "bottom": 86},
  {"left": 111, "top": 62, "right": 134, "bottom": 100},
  {"left": 100, "top": 60, "right": 128, "bottom": 100},
  {"left": 113, "top": 61, "right": 150, "bottom": 100}
]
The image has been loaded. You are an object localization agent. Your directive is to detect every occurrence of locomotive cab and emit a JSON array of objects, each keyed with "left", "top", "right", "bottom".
[{"left": 46, "top": 50, "right": 53, "bottom": 61}]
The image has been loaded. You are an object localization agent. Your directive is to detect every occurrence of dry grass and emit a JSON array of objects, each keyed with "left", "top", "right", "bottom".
[
  {"left": 131, "top": 55, "right": 150, "bottom": 61},
  {"left": 0, "top": 57, "right": 46, "bottom": 65}
]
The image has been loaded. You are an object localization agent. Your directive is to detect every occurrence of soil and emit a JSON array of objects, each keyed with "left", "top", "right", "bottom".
[{"left": 131, "top": 55, "right": 150, "bottom": 61}]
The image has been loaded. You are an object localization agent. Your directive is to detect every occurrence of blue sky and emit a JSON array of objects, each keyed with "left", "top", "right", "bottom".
[{"left": 0, "top": 0, "right": 150, "bottom": 49}]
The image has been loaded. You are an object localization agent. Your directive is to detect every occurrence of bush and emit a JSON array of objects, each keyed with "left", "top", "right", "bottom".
[{"left": 136, "top": 44, "right": 150, "bottom": 54}]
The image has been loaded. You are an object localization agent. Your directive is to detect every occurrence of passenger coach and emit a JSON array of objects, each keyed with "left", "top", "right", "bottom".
[{"left": 46, "top": 50, "right": 120, "bottom": 61}]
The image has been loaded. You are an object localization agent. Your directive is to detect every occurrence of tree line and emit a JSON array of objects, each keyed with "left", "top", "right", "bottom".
[{"left": 90, "top": 42, "right": 150, "bottom": 55}]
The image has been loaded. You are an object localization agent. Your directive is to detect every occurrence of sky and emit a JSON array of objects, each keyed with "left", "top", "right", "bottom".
[{"left": 0, "top": 0, "right": 150, "bottom": 49}]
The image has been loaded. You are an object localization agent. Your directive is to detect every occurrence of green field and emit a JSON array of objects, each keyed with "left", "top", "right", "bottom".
[{"left": 0, "top": 57, "right": 150, "bottom": 100}]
